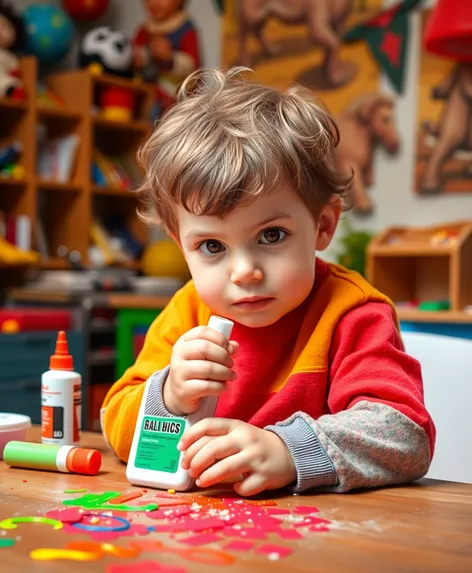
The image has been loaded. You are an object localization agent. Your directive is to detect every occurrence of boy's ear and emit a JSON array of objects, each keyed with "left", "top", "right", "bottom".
[{"left": 315, "top": 198, "right": 341, "bottom": 251}]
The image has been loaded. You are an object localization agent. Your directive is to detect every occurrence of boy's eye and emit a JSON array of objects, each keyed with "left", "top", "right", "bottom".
[
  {"left": 199, "top": 239, "right": 225, "bottom": 256},
  {"left": 259, "top": 228, "right": 287, "bottom": 244}
]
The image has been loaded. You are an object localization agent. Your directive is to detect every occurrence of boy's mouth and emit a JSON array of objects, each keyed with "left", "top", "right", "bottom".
[{"left": 232, "top": 296, "right": 275, "bottom": 310}]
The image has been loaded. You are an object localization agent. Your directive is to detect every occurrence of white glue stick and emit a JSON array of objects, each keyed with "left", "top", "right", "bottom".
[{"left": 126, "top": 315, "right": 234, "bottom": 491}]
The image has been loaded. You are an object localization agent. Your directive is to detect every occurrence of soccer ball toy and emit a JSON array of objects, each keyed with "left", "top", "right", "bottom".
[{"left": 79, "top": 26, "right": 132, "bottom": 78}]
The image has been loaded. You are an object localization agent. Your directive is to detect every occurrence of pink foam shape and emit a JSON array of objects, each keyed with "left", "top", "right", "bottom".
[
  {"left": 106, "top": 561, "right": 187, "bottom": 573},
  {"left": 90, "top": 531, "right": 120, "bottom": 541},
  {"left": 293, "top": 506, "right": 319, "bottom": 515},
  {"left": 251, "top": 515, "right": 283, "bottom": 530},
  {"left": 293, "top": 516, "right": 330, "bottom": 527},
  {"left": 308, "top": 525, "right": 330, "bottom": 533},
  {"left": 46, "top": 508, "right": 84, "bottom": 523},
  {"left": 127, "top": 524, "right": 151, "bottom": 536},
  {"left": 223, "top": 540, "right": 255, "bottom": 552},
  {"left": 276, "top": 528, "right": 304, "bottom": 540},
  {"left": 146, "top": 507, "right": 192, "bottom": 520},
  {"left": 222, "top": 527, "right": 267, "bottom": 540},
  {"left": 266, "top": 508, "right": 290, "bottom": 516},
  {"left": 255, "top": 543, "right": 294, "bottom": 558},
  {"left": 178, "top": 533, "right": 222, "bottom": 546}
]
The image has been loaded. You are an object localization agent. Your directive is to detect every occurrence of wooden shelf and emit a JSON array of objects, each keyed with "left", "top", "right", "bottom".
[
  {"left": 0, "top": 176, "right": 28, "bottom": 188},
  {"left": 36, "top": 179, "right": 82, "bottom": 193},
  {"left": 93, "top": 116, "right": 150, "bottom": 134},
  {"left": 92, "top": 184, "right": 135, "bottom": 197},
  {"left": 367, "top": 221, "right": 472, "bottom": 314},
  {"left": 0, "top": 58, "right": 154, "bottom": 286},
  {"left": 0, "top": 98, "right": 27, "bottom": 111},
  {"left": 38, "top": 257, "right": 71, "bottom": 270},
  {"left": 397, "top": 309, "right": 472, "bottom": 324},
  {"left": 37, "top": 105, "right": 81, "bottom": 122}
]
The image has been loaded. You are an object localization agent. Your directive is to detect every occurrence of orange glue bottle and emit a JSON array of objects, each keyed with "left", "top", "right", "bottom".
[{"left": 41, "top": 331, "right": 82, "bottom": 447}]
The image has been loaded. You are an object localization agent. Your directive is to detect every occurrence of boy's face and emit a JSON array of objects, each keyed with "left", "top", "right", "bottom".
[{"left": 177, "top": 180, "right": 339, "bottom": 328}]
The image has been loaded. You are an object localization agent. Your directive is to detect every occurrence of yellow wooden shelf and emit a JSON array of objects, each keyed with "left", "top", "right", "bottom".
[{"left": 93, "top": 73, "right": 151, "bottom": 94}]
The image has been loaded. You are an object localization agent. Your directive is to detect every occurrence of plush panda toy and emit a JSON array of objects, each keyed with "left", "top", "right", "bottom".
[{"left": 79, "top": 26, "right": 133, "bottom": 78}]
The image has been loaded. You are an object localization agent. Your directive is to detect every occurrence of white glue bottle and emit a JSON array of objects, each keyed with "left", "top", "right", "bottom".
[
  {"left": 126, "top": 315, "right": 234, "bottom": 491},
  {"left": 41, "top": 331, "right": 82, "bottom": 447}
]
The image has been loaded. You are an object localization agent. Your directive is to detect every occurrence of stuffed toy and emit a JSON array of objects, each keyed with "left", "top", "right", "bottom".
[
  {"left": 132, "top": 0, "right": 201, "bottom": 116},
  {"left": 0, "top": 0, "right": 25, "bottom": 100},
  {"left": 79, "top": 26, "right": 133, "bottom": 78}
]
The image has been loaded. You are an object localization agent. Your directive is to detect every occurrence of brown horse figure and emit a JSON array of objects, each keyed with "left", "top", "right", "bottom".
[
  {"left": 236, "top": 0, "right": 354, "bottom": 87},
  {"left": 335, "top": 93, "right": 400, "bottom": 214}
]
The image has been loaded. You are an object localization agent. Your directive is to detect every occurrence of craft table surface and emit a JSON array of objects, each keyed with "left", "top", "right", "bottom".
[{"left": 1, "top": 427, "right": 471, "bottom": 573}]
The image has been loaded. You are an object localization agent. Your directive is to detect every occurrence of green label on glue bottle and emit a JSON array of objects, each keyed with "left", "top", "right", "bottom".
[{"left": 135, "top": 416, "right": 185, "bottom": 473}]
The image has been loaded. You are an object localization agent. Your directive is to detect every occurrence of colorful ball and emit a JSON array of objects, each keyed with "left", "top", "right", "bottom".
[
  {"left": 62, "top": 0, "right": 110, "bottom": 22},
  {"left": 141, "top": 240, "right": 190, "bottom": 280},
  {"left": 23, "top": 4, "right": 75, "bottom": 64}
]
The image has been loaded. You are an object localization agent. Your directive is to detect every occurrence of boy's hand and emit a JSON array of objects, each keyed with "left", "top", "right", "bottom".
[
  {"left": 178, "top": 418, "right": 297, "bottom": 496},
  {"left": 164, "top": 327, "right": 238, "bottom": 416}
]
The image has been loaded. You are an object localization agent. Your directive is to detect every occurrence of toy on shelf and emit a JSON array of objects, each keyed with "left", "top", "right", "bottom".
[
  {"left": 367, "top": 221, "right": 472, "bottom": 316},
  {"left": 80, "top": 26, "right": 136, "bottom": 122},
  {"left": 132, "top": 0, "right": 201, "bottom": 119},
  {"left": 141, "top": 238, "right": 190, "bottom": 281},
  {"left": 62, "top": 0, "right": 110, "bottom": 22},
  {"left": 23, "top": 4, "right": 74, "bottom": 65},
  {"left": 0, "top": 140, "right": 22, "bottom": 171},
  {"left": 0, "top": 1, "right": 26, "bottom": 100}
]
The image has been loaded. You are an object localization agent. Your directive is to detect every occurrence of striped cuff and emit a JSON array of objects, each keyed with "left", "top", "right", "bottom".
[
  {"left": 265, "top": 416, "right": 337, "bottom": 493},
  {"left": 143, "top": 366, "right": 184, "bottom": 420}
]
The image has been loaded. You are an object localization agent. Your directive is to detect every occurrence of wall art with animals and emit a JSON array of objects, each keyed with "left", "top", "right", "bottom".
[
  {"left": 415, "top": 11, "right": 472, "bottom": 196},
  {"left": 222, "top": 0, "right": 401, "bottom": 215}
]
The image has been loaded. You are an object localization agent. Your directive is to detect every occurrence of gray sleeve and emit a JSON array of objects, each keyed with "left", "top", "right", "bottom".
[
  {"left": 265, "top": 401, "right": 431, "bottom": 493},
  {"left": 142, "top": 365, "right": 186, "bottom": 420}
]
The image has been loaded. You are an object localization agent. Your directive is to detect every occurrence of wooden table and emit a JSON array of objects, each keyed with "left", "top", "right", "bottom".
[{"left": 1, "top": 428, "right": 471, "bottom": 573}]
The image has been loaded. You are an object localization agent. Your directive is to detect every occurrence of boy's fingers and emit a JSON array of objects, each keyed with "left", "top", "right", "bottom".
[
  {"left": 196, "top": 451, "right": 252, "bottom": 488},
  {"left": 178, "top": 417, "right": 235, "bottom": 451},
  {"left": 186, "top": 434, "right": 239, "bottom": 477},
  {"left": 233, "top": 473, "right": 267, "bottom": 497},
  {"left": 183, "top": 360, "right": 236, "bottom": 382},
  {"left": 183, "top": 379, "right": 229, "bottom": 399},
  {"left": 180, "top": 435, "right": 214, "bottom": 470},
  {"left": 181, "top": 339, "right": 233, "bottom": 368}
]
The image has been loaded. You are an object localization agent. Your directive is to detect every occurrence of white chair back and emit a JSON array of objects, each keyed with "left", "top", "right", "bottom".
[{"left": 401, "top": 331, "right": 472, "bottom": 484}]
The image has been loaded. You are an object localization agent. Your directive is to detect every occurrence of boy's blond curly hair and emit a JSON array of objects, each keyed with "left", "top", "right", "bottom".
[{"left": 137, "top": 67, "right": 352, "bottom": 235}]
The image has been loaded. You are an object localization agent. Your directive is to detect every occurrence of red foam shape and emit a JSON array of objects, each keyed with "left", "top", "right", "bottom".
[
  {"left": 90, "top": 531, "right": 120, "bottom": 541},
  {"left": 178, "top": 533, "right": 222, "bottom": 546},
  {"left": 293, "top": 506, "right": 319, "bottom": 515},
  {"left": 146, "top": 506, "right": 192, "bottom": 520},
  {"left": 255, "top": 543, "right": 294, "bottom": 558},
  {"left": 46, "top": 508, "right": 84, "bottom": 523},
  {"left": 223, "top": 540, "right": 255, "bottom": 551},
  {"left": 128, "top": 524, "right": 151, "bottom": 536}
]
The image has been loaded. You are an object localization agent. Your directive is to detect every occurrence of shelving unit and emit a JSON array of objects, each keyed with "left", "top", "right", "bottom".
[
  {"left": 367, "top": 221, "right": 472, "bottom": 321},
  {"left": 0, "top": 56, "right": 155, "bottom": 283}
]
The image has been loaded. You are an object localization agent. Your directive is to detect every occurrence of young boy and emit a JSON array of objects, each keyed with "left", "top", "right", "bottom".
[{"left": 102, "top": 68, "right": 435, "bottom": 497}]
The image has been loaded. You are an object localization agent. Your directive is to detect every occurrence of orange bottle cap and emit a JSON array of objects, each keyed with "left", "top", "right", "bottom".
[
  {"left": 66, "top": 447, "right": 102, "bottom": 475},
  {"left": 50, "top": 330, "right": 73, "bottom": 370}
]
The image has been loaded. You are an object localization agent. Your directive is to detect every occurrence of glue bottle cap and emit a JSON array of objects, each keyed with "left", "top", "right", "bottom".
[
  {"left": 66, "top": 447, "right": 102, "bottom": 475},
  {"left": 50, "top": 331, "right": 73, "bottom": 370}
]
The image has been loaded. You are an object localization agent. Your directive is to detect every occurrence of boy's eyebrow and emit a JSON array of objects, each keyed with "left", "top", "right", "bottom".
[{"left": 184, "top": 213, "right": 292, "bottom": 241}]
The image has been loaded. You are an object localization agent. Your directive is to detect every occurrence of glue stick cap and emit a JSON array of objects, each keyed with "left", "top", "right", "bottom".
[
  {"left": 66, "top": 446, "right": 101, "bottom": 475},
  {"left": 207, "top": 316, "right": 234, "bottom": 339},
  {"left": 50, "top": 330, "right": 73, "bottom": 371}
]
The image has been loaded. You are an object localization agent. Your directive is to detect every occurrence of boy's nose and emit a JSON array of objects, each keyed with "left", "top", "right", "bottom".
[{"left": 230, "top": 257, "right": 263, "bottom": 285}]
